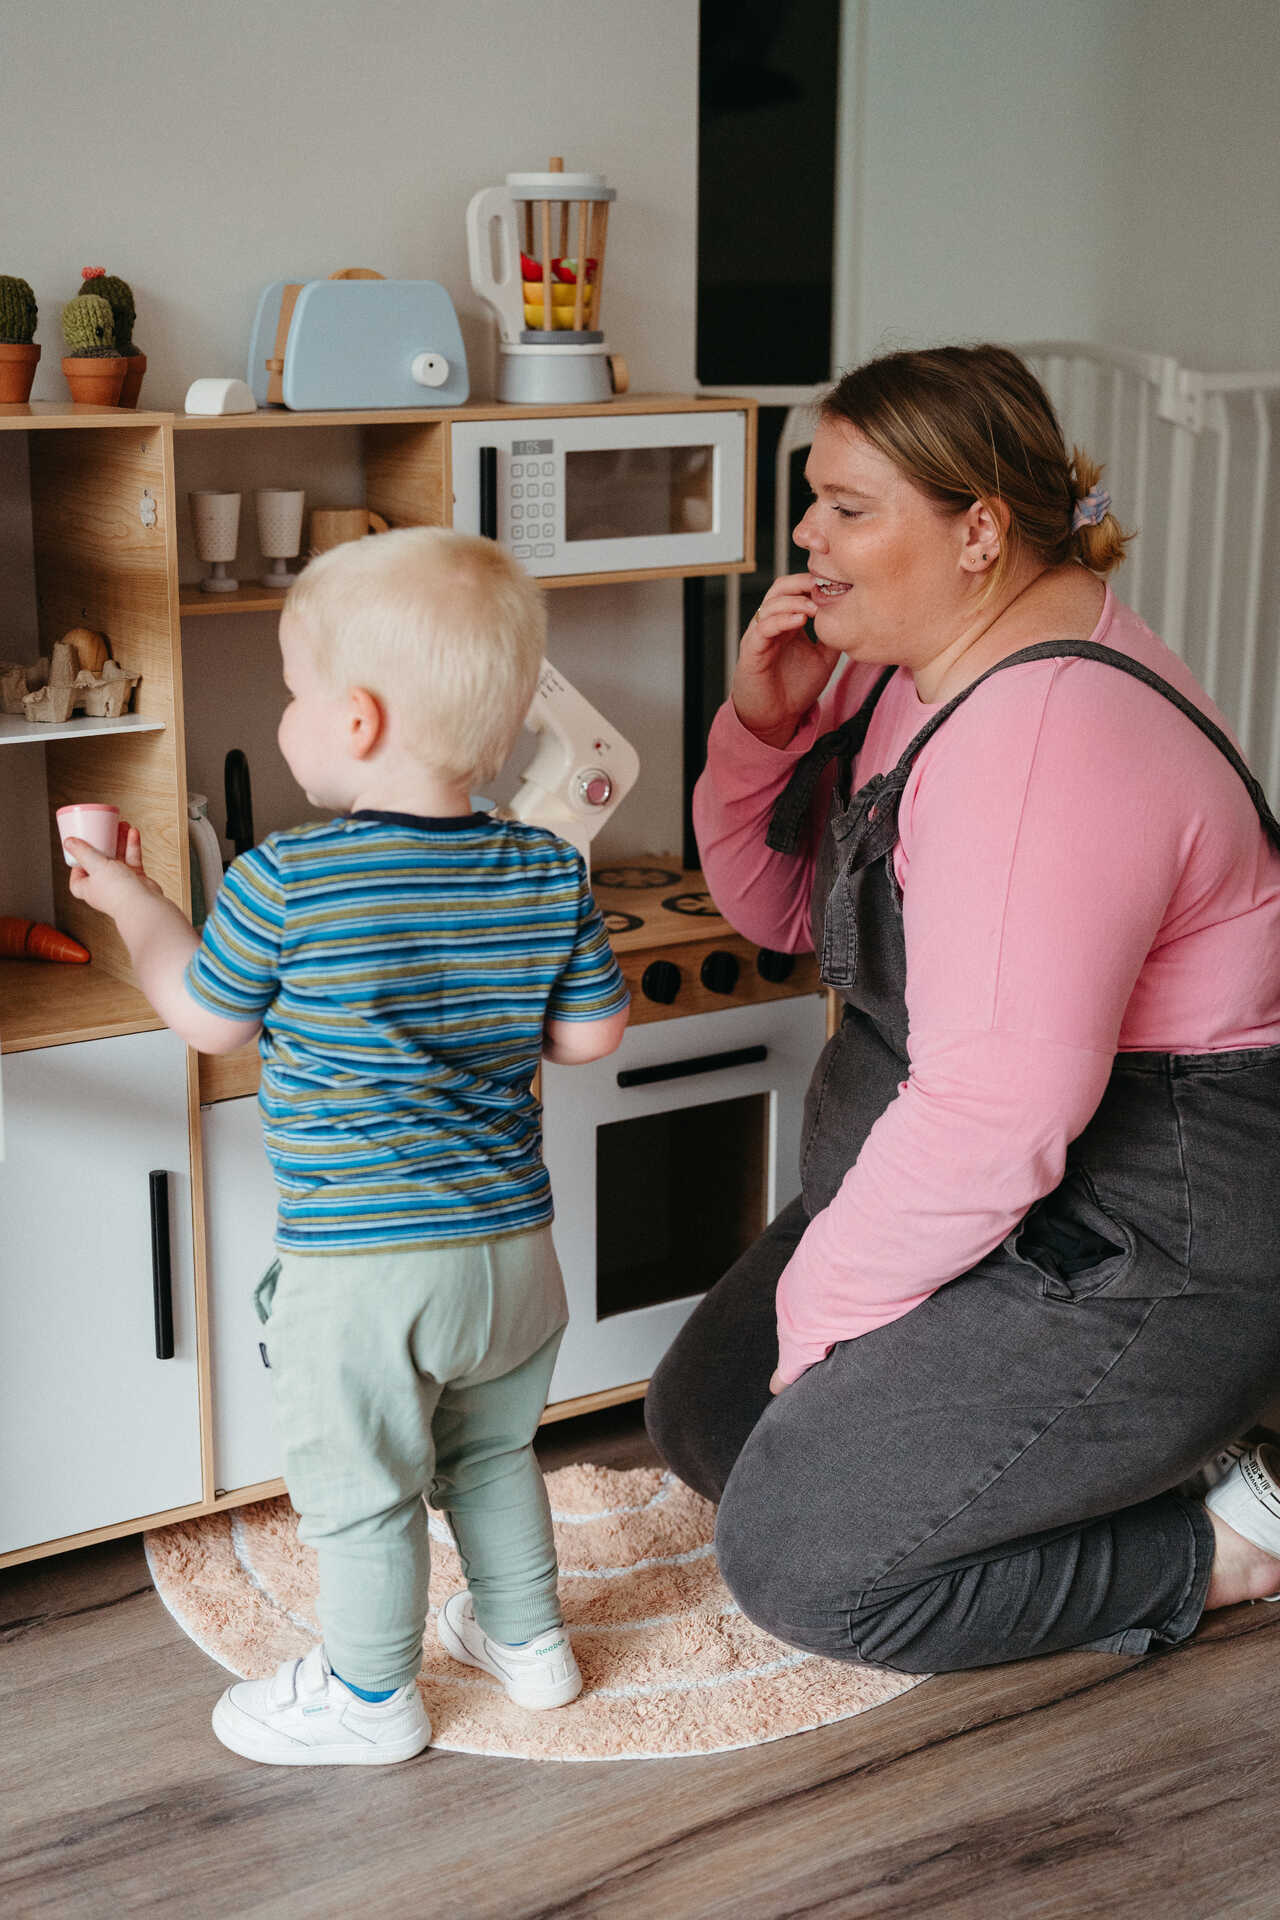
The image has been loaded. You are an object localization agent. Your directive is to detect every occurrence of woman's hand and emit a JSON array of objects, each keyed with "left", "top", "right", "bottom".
[{"left": 731, "top": 571, "right": 841, "bottom": 748}]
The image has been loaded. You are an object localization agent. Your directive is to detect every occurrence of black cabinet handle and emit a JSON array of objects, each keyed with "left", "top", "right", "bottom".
[
  {"left": 149, "top": 1170, "right": 175, "bottom": 1360},
  {"left": 617, "top": 1044, "right": 767, "bottom": 1089},
  {"left": 479, "top": 446, "right": 498, "bottom": 540}
]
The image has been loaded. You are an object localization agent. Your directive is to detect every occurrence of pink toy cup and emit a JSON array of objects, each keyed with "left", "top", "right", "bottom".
[{"left": 57, "top": 803, "right": 120, "bottom": 867}]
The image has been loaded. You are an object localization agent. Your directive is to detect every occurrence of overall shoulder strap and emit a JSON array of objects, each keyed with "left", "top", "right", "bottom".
[
  {"left": 889, "top": 639, "right": 1280, "bottom": 851},
  {"left": 766, "top": 667, "right": 898, "bottom": 854}
]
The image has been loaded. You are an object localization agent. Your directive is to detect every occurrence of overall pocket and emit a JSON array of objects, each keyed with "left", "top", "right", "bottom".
[{"left": 1009, "top": 1169, "right": 1136, "bottom": 1301}]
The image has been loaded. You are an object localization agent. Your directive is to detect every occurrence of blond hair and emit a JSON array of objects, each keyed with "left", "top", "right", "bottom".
[
  {"left": 821, "top": 345, "right": 1133, "bottom": 595},
  {"left": 284, "top": 527, "right": 545, "bottom": 786}
]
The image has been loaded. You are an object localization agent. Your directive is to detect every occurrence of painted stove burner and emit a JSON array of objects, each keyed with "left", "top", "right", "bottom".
[
  {"left": 661, "top": 891, "right": 719, "bottom": 918},
  {"left": 593, "top": 865, "right": 681, "bottom": 891}
]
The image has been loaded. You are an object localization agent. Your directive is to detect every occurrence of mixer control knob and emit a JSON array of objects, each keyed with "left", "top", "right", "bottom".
[
  {"left": 699, "top": 949, "right": 739, "bottom": 994},
  {"left": 756, "top": 948, "right": 795, "bottom": 984},
  {"left": 574, "top": 767, "right": 613, "bottom": 809},
  {"left": 641, "top": 960, "right": 682, "bottom": 1005}
]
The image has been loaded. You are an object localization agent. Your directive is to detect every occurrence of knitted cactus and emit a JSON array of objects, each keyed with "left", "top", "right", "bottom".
[
  {"left": 61, "top": 293, "right": 118, "bottom": 358},
  {"left": 79, "top": 267, "right": 138, "bottom": 354},
  {"left": 0, "top": 277, "right": 37, "bottom": 345}
]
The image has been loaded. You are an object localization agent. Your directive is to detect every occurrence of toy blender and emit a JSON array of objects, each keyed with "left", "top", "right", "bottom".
[{"left": 466, "top": 156, "right": 627, "bottom": 404}]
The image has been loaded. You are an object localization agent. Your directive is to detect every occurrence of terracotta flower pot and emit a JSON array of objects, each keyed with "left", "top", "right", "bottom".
[
  {"left": 118, "top": 352, "right": 147, "bottom": 409},
  {"left": 61, "top": 354, "right": 128, "bottom": 405},
  {"left": 0, "top": 342, "right": 40, "bottom": 404}
]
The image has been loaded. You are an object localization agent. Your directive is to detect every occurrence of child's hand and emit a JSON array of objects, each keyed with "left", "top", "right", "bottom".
[{"left": 66, "top": 823, "right": 162, "bottom": 919}]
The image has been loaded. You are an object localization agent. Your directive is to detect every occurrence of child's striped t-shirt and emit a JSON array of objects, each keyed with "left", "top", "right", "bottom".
[{"left": 184, "top": 810, "right": 629, "bottom": 1253}]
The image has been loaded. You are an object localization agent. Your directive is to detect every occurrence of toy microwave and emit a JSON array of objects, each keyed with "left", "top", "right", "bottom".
[{"left": 448, "top": 409, "right": 748, "bottom": 579}]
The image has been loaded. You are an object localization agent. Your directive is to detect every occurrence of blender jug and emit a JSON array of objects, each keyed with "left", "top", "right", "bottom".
[{"left": 467, "top": 156, "right": 626, "bottom": 404}]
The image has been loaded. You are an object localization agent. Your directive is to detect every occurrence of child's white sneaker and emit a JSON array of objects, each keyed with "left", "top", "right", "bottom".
[
  {"left": 212, "top": 1643, "right": 431, "bottom": 1765},
  {"left": 437, "top": 1591, "right": 582, "bottom": 1709}
]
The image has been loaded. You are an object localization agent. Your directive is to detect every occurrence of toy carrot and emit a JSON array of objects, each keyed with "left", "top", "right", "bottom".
[{"left": 0, "top": 916, "right": 91, "bottom": 963}]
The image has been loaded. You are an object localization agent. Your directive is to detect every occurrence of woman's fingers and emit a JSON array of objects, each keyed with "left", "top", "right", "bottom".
[{"left": 123, "top": 824, "right": 145, "bottom": 869}]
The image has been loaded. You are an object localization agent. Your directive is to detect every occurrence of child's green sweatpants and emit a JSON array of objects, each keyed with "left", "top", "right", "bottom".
[{"left": 256, "top": 1226, "right": 568, "bottom": 1692}]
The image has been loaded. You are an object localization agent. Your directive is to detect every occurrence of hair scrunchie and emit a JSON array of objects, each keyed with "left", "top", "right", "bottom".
[{"left": 1071, "top": 485, "right": 1112, "bottom": 530}]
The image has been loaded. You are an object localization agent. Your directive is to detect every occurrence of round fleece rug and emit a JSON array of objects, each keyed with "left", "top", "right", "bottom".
[{"left": 144, "top": 1464, "right": 923, "bottom": 1761}]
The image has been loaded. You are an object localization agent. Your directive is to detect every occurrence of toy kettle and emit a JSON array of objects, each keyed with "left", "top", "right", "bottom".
[
  {"left": 187, "top": 792, "right": 224, "bottom": 928},
  {"left": 467, "top": 156, "right": 628, "bottom": 405}
]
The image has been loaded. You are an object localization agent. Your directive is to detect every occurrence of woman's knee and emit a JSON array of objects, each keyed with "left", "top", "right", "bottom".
[{"left": 644, "top": 1341, "right": 725, "bottom": 1501}]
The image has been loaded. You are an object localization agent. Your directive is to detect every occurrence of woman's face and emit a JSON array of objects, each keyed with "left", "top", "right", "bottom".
[{"left": 793, "top": 418, "right": 975, "bottom": 667}]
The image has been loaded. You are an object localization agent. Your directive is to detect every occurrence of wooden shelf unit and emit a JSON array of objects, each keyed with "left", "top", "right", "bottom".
[{"left": 0, "top": 406, "right": 187, "bottom": 1054}]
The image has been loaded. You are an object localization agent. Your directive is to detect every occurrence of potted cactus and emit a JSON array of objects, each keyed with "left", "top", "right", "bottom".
[
  {"left": 0, "top": 277, "right": 40, "bottom": 404},
  {"left": 78, "top": 267, "right": 145, "bottom": 407},
  {"left": 60, "top": 293, "right": 127, "bottom": 405}
]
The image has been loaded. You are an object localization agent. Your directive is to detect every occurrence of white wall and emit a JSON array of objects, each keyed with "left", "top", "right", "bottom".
[
  {"left": 1097, "top": 0, "right": 1280, "bottom": 371},
  {"left": 3, "top": 0, "right": 700, "bottom": 861},
  {"left": 838, "top": 0, "right": 1279, "bottom": 374}
]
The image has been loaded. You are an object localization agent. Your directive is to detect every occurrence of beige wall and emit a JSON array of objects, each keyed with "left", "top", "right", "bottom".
[
  {"left": 3, "top": 0, "right": 701, "bottom": 861},
  {"left": 7, "top": 0, "right": 698, "bottom": 408},
  {"left": 837, "top": 0, "right": 1279, "bottom": 373}
]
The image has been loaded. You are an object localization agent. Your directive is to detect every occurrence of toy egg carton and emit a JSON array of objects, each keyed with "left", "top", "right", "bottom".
[{"left": 0, "top": 642, "right": 140, "bottom": 725}]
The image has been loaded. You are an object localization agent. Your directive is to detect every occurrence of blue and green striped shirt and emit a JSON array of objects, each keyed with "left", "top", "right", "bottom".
[{"left": 185, "top": 811, "right": 629, "bottom": 1253}]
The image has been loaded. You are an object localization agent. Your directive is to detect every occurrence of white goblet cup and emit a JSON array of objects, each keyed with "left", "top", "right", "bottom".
[
  {"left": 255, "top": 489, "right": 306, "bottom": 589},
  {"left": 189, "top": 491, "right": 241, "bottom": 593}
]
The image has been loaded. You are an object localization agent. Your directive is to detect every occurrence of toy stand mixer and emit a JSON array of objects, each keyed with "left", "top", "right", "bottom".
[{"left": 467, "top": 157, "right": 629, "bottom": 404}]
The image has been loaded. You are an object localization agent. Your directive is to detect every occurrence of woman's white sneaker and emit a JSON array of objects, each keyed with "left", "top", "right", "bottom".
[
  {"left": 1204, "top": 1443, "right": 1280, "bottom": 1601},
  {"left": 212, "top": 1643, "right": 431, "bottom": 1765},
  {"left": 437, "top": 1591, "right": 582, "bottom": 1709}
]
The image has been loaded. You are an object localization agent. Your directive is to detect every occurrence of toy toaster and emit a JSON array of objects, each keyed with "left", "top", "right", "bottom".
[{"left": 246, "top": 268, "right": 469, "bottom": 410}]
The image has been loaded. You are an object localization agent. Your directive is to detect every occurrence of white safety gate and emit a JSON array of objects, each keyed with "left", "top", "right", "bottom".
[{"left": 748, "top": 346, "right": 1280, "bottom": 801}]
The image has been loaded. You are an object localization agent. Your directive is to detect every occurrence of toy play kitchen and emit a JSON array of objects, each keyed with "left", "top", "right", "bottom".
[{"left": 467, "top": 156, "right": 626, "bottom": 404}]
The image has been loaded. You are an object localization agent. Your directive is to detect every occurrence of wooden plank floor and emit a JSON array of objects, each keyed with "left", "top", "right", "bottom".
[{"left": 5, "top": 1404, "right": 1280, "bottom": 1919}]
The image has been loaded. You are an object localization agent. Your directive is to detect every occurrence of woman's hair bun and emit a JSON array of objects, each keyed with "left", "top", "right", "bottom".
[{"left": 1067, "top": 445, "right": 1131, "bottom": 576}]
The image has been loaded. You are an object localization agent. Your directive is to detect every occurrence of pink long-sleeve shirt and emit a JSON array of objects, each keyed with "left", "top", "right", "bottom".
[{"left": 694, "top": 591, "right": 1280, "bottom": 1385}]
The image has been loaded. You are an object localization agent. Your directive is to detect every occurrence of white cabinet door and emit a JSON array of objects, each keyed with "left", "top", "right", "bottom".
[
  {"left": 0, "top": 1029, "right": 202, "bottom": 1553},
  {"left": 201, "top": 1095, "right": 281, "bottom": 1494}
]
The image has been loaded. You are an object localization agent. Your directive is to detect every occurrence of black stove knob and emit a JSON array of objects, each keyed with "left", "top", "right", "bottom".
[
  {"left": 641, "top": 960, "right": 682, "bottom": 1005},
  {"left": 756, "top": 947, "right": 795, "bottom": 984},
  {"left": 699, "top": 949, "right": 739, "bottom": 994}
]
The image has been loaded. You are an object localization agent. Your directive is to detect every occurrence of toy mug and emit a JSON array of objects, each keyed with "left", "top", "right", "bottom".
[
  {"left": 308, "top": 507, "right": 389, "bottom": 553},
  {"left": 56, "top": 803, "right": 119, "bottom": 866}
]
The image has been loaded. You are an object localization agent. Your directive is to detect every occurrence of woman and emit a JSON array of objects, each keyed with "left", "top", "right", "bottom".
[{"left": 645, "top": 344, "right": 1280, "bottom": 1672}]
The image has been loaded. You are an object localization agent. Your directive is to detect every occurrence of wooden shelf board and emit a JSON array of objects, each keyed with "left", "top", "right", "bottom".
[
  {"left": 171, "top": 394, "right": 754, "bottom": 431},
  {"left": 179, "top": 582, "right": 286, "bottom": 617},
  {"left": 0, "top": 712, "right": 165, "bottom": 748},
  {"left": 0, "top": 959, "right": 161, "bottom": 1054},
  {"left": 0, "top": 403, "right": 169, "bottom": 431}
]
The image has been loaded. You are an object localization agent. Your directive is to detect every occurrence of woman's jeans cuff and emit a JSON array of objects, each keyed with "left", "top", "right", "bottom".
[{"left": 1083, "top": 1494, "right": 1214, "bottom": 1655}]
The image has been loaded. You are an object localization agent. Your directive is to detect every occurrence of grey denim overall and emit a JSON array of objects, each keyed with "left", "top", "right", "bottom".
[{"left": 647, "top": 642, "right": 1280, "bottom": 1672}]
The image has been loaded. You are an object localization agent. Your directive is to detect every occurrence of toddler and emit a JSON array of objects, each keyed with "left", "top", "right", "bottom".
[{"left": 69, "top": 527, "right": 629, "bottom": 1766}]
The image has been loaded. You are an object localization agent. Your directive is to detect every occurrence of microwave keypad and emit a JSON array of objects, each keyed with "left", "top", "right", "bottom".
[{"left": 509, "top": 456, "right": 559, "bottom": 559}]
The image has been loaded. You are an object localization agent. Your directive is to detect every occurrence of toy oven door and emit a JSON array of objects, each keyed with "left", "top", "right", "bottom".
[{"left": 540, "top": 993, "right": 826, "bottom": 1405}]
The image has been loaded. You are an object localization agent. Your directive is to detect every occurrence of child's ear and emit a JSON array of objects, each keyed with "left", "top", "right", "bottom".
[{"left": 347, "top": 687, "right": 384, "bottom": 759}]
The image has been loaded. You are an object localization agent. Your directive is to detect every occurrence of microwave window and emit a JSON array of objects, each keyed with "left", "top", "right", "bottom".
[{"left": 564, "top": 445, "right": 715, "bottom": 543}]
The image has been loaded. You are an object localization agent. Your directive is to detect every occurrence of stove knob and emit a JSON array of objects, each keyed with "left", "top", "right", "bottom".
[
  {"left": 641, "top": 960, "right": 682, "bottom": 1005},
  {"left": 699, "top": 949, "right": 739, "bottom": 994},
  {"left": 756, "top": 947, "right": 795, "bottom": 984},
  {"left": 574, "top": 768, "right": 613, "bottom": 809}
]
